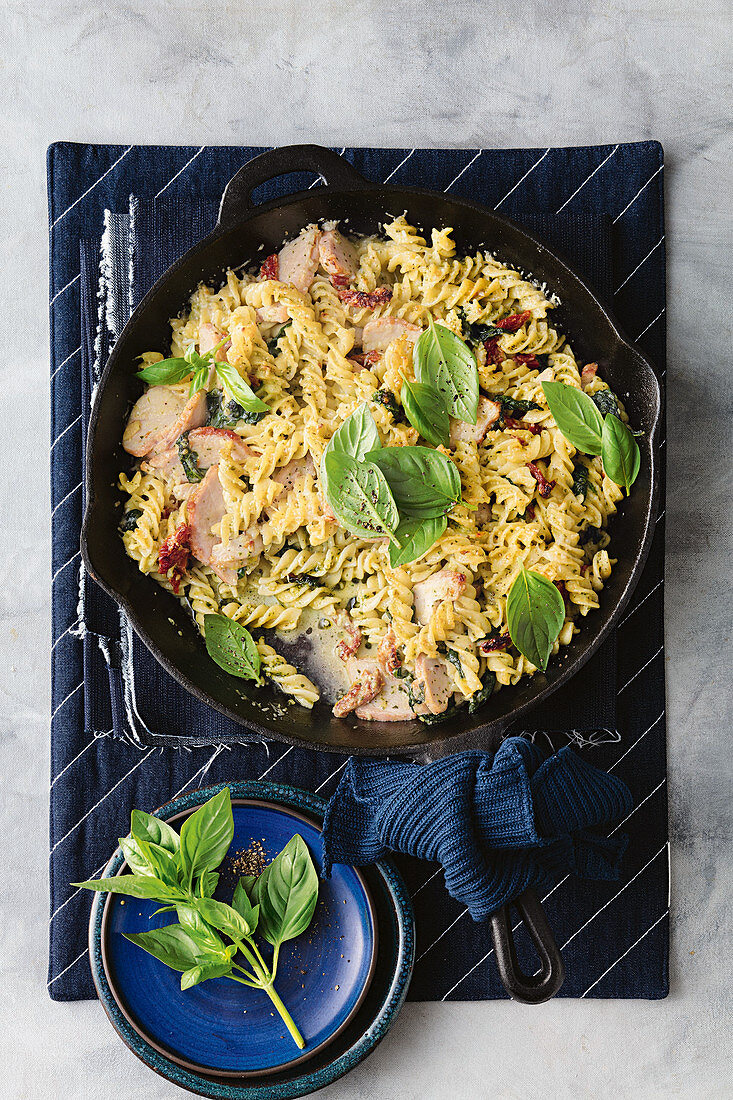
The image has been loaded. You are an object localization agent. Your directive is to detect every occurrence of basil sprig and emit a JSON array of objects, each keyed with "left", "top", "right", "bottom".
[
  {"left": 400, "top": 377, "right": 450, "bottom": 447},
  {"left": 413, "top": 317, "right": 479, "bottom": 425},
  {"left": 367, "top": 445, "right": 461, "bottom": 518},
  {"left": 506, "top": 566, "right": 566, "bottom": 671},
  {"left": 137, "top": 338, "right": 269, "bottom": 417},
  {"left": 541, "top": 380, "right": 641, "bottom": 494},
  {"left": 320, "top": 403, "right": 381, "bottom": 496},
  {"left": 205, "top": 614, "right": 261, "bottom": 681},
  {"left": 74, "top": 788, "right": 319, "bottom": 1050}
]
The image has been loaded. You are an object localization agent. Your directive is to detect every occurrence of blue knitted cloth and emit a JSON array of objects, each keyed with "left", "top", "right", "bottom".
[{"left": 322, "top": 739, "right": 632, "bottom": 920}]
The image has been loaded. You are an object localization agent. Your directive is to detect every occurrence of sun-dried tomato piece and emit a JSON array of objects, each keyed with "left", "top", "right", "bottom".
[
  {"left": 554, "top": 580, "right": 569, "bottom": 603},
  {"left": 514, "top": 352, "right": 541, "bottom": 369},
  {"left": 527, "top": 461, "right": 555, "bottom": 498},
  {"left": 159, "top": 523, "right": 191, "bottom": 594},
  {"left": 495, "top": 310, "right": 531, "bottom": 333},
  {"left": 331, "top": 273, "right": 351, "bottom": 289},
  {"left": 479, "top": 632, "right": 512, "bottom": 654},
  {"left": 483, "top": 336, "right": 504, "bottom": 364},
  {"left": 259, "top": 253, "right": 279, "bottom": 280},
  {"left": 349, "top": 350, "right": 381, "bottom": 369},
  {"left": 337, "top": 286, "right": 392, "bottom": 309}
]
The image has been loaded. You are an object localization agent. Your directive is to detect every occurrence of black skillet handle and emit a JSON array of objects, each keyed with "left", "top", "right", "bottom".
[
  {"left": 490, "top": 888, "right": 565, "bottom": 1004},
  {"left": 218, "top": 144, "right": 371, "bottom": 229}
]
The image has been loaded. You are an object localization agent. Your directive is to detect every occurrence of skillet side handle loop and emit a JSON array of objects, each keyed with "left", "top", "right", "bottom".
[
  {"left": 218, "top": 144, "right": 371, "bottom": 229},
  {"left": 489, "top": 888, "right": 565, "bottom": 1004}
]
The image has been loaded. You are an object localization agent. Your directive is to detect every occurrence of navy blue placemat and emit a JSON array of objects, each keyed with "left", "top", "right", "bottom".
[{"left": 49, "top": 142, "right": 668, "bottom": 1002}]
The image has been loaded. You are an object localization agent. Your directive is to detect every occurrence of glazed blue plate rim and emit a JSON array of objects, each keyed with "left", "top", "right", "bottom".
[
  {"left": 88, "top": 780, "right": 415, "bottom": 1100},
  {"left": 100, "top": 797, "right": 379, "bottom": 1078}
]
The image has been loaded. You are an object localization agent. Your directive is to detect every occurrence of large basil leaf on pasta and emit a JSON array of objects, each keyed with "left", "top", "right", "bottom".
[
  {"left": 367, "top": 445, "right": 461, "bottom": 518},
  {"left": 506, "top": 566, "right": 565, "bottom": 672},
  {"left": 323, "top": 452, "right": 399, "bottom": 542},
  {"left": 413, "top": 318, "right": 478, "bottom": 425},
  {"left": 389, "top": 514, "right": 448, "bottom": 567},
  {"left": 205, "top": 614, "right": 261, "bottom": 681},
  {"left": 215, "top": 360, "right": 269, "bottom": 414},
  {"left": 541, "top": 381, "right": 603, "bottom": 454},
  {"left": 601, "top": 414, "right": 640, "bottom": 494},
  {"left": 137, "top": 356, "right": 193, "bottom": 386},
  {"left": 400, "top": 378, "right": 450, "bottom": 447},
  {"left": 320, "top": 404, "right": 381, "bottom": 498}
]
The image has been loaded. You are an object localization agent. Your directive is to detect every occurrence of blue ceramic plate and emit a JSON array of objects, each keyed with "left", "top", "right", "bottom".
[{"left": 89, "top": 781, "right": 414, "bottom": 1099}]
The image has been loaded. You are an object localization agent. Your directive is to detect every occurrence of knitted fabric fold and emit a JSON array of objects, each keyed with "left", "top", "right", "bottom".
[{"left": 322, "top": 738, "right": 633, "bottom": 921}]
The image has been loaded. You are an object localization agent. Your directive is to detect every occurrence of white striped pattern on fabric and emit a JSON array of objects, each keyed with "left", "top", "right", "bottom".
[
  {"left": 493, "top": 149, "right": 550, "bottom": 210},
  {"left": 314, "top": 758, "right": 349, "bottom": 793},
  {"left": 444, "top": 151, "right": 482, "bottom": 192},
  {"left": 51, "top": 481, "right": 81, "bottom": 518},
  {"left": 50, "top": 414, "right": 81, "bottom": 453},
  {"left": 618, "top": 645, "right": 664, "bottom": 694},
  {"left": 51, "top": 680, "right": 83, "bottom": 720},
  {"left": 555, "top": 145, "right": 620, "bottom": 214},
  {"left": 50, "top": 271, "right": 81, "bottom": 306},
  {"left": 581, "top": 910, "right": 667, "bottom": 997},
  {"left": 51, "top": 345, "right": 81, "bottom": 382},
  {"left": 612, "top": 164, "right": 664, "bottom": 224},
  {"left": 383, "top": 149, "right": 415, "bottom": 183},
  {"left": 637, "top": 307, "right": 666, "bottom": 340},
  {"left": 51, "top": 549, "right": 80, "bottom": 585},
  {"left": 609, "top": 712, "right": 664, "bottom": 772},
  {"left": 619, "top": 579, "right": 664, "bottom": 626},
  {"left": 51, "top": 146, "right": 133, "bottom": 228},
  {"left": 154, "top": 146, "right": 206, "bottom": 200},
  {"left": 616, "top": 234, "right": 665, "bottom": 292}
]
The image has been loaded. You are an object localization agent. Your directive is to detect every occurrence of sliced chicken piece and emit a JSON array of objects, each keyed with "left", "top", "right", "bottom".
[
  {"left": 333, "top": 657, "right": 383, "bottom": 718},
  {"left": 361, "top": 317, "right": 421, "bottom": 353},
  {"left": 123, "top": 386, "right": 207, "bottom": 457},
  {"left": 278, "top": 226, "right": 321, "bottom": 294},
  {"left": 256, "top": 304, "right": 290, "bottom": 325},
  {"left": 143, "top": 428, "right": 251, "bottom": 495},
  {"left": 199, "top": 322, "right": 231, "bottom": 361},
  {"left": 377, "top": 628, "right": 401, "bottom": 675},
  {"left": 209, "top": 531, "right": 264, "bottom": 583},
  {"left": 414, "top": 655, "right": 452, "bottom": 715},
  {"left": 412, "top": 568, "right": 467, "bottom": 626},
  {"left": 449, "top": 396, "right": 501, "bottom": 447},
  {"left": 272, "top": 455, "right": 316, "bottom": 492},
  {"left": 345, "top": 657, "right": 429, "bottom": 721},
  {"left": 318, "top": 228, "right": 358, "bottom": 284},
  {"left": 187, "top": 464, "right": 227, "bottom": 565}
]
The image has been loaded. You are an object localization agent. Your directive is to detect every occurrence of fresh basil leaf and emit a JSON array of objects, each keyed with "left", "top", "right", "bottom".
[
  {"left": 234, "top": 875, "right": 258, "bottom": 905},
  {"left": 138, "top": 841, "right": 180, "bottom": 888},
  {"left": 181, "top": 959, "right": 233, "bottom": 990},
  {"left": 401, "top": 378, "right": 450, "bottom": 447},
  {"left": 118, "top": 836, "right": 156, "bottom": 877},
  {"left": 215, "top": 359, "right": 269, "bottom": 414},
  {"left": 323, "top": 452, "right": 399, "bottom": 542},
  {"left": 506, "top": 566, "right": 566, "bottom": 672},
  {"left": 73, "top": 875, "right": 177, "bottom": 900},
  {"left": 136, "top": 357, "right": 192, "bottom": 386},
  {"left": 122, "top": 924, "right": 203, "bottom": 972},
  {"left": 179, "top": 787, "right": 235, "bottom": 889},
  {"left": 541, "top": 381, "right": 603, "bottom": 455},
  {"left": 176, "top": 432, "right": 204, "bottom": 482},
  {"left": 601, "top": 414, "right": 641, "bottom": 494},
  {"left": 130, "top": 809, "right": 180, "bottom": 855},
  {"left": 196, "top": 896, "right": 259, "bottom": 940},
  {"left": 256, "top": 835, "right": 319, "bottom": 949},
  {"left": 320, "top": 404, "right": 381, "bottom": 500},
  {"left": 414, "top": 318, "right": 479, "bottom": 425},
  {"left": 176, "top": 904, "right": 227, "bottom": 952},
  {"left": 367, "top": 445, "right": 461, "bottom": 518},
  {"left": 199, "top": 870, "right": 220, "bottom": 898},
  {"left": 389, "top": 514, "right": 447, "bottom": 567},
  {"left": 189, "top": 362, "right": 210, "bottom": 397},
  {"left": 204, "top": 614, "right": 261, "bottom": 681}
]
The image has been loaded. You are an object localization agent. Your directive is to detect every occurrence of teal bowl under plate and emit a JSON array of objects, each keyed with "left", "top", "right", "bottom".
[{"left": 88, "top": 781, "right": 415, "bottom": 1099}]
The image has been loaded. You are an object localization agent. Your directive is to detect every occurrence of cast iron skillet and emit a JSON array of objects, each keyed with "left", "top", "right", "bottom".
[{"left": 82, "top": 145, "right": 661, "bottom": 1004}]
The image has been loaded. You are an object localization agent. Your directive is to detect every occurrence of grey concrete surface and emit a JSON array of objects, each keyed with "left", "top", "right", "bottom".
[{"left": 1, "top": 1, "right": 731, "bottom": 1096}]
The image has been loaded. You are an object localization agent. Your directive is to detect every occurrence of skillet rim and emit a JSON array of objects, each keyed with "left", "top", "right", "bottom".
[{"left": 81, "top": 159, "right": 661, "bottom": 756}]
